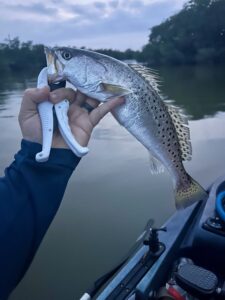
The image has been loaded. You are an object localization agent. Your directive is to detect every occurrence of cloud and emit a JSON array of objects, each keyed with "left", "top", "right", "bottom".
[
  {"left": 109, "top": 1, "right": 119, "bottom": 9},
  {"left": 122, "top": 0, "right": 144, "bottom": 9},
  {"left": 1, "top": 2, "right": 57, "bottom": 16},
  {"left": 0, "top": 0, "right": 187, "bottom": 50},
  {"left": 17, "top": 3, "right": 57, "bottom": 15},
  {"left": 94, "top": 1, "right": 107, "bottom": 10}
]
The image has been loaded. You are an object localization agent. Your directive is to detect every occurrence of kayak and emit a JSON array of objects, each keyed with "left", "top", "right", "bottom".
[{"left": 80, "top": 174, "right": 225, "bottom": 300}]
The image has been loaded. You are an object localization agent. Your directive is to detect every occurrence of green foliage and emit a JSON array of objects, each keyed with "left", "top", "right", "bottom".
[
  {"left": 144, "top": 0, "right": 225, "bottom": 65},
  {"left": 0, "top": 38, "right": 142, "bottom": 73},
  {"left": 0, "top": 37, "right": 45, "bottom": 73},
  {"left": 93, "top": 48, "right": 142, "bottom": 61}
]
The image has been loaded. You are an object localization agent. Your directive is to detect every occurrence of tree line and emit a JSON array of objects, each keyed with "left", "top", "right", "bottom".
[
  {"left": 0, "top": 0, "right": 225, "bottom": 73},
  {"left": 142, "top": 0, "right": 225, "bottom": 65},
  {"left": 0, "top": 38, "right": 45, "bottom": 73}
]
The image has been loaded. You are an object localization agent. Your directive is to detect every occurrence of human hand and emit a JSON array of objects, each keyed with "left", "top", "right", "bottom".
[{"left": 19, "top": 87, "right": 124, "bottom": 149}]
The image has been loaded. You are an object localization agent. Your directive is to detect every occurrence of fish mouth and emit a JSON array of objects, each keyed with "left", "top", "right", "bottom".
[{"left": 44, "top": 46, "right": 65, "bottom": 83}]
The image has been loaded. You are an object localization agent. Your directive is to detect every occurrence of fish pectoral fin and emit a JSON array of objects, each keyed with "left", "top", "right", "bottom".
[{"left": 100, "top": 82, "right": 132, "bottom": 98}]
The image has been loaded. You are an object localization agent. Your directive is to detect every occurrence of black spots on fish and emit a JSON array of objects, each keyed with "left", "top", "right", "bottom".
[
  {"left": 183, "top": 176, "right": 192, "bottom": 186},
  {"left": 182, "top": 153, "right": 188, "bottom": 159},
  {"left": 135, "top": 86, "right": 143, "bottom": 95},
  {"left": 152, "top": 105, "right": 161, "bottom": 121},
  {"left": 178, "top": 168, "right": 192, "bottom": 186},
  {"left": 180, "top": 141, "right": 186, "bottom": 148},
  {"left": 151, "top": 93, "right": 157, "bottom": 101},
  {"left": 168, "top": 132, "right": 175, "bottom": 139}
]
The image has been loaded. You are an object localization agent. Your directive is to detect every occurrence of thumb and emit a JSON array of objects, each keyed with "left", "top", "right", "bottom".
[{"left": 90, "top": 97, "right": 125, "bottom": 126}]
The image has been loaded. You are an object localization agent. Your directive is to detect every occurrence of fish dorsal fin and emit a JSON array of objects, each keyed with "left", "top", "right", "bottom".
[
  {"left": 128, "top": 64, "right": 161, "bottom": 92},
  {"left": 165, "top": 101, "right": 192, "bottom": 161}
]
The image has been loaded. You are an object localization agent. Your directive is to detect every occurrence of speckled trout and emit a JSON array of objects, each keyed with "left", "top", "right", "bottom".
[{"left": 45, "top": 47, "right": 207, "bottom": 209}]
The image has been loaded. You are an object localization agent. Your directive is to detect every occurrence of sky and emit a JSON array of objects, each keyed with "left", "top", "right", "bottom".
[{"left": 0, "top": 0, "right": 187, "bottom": 50}]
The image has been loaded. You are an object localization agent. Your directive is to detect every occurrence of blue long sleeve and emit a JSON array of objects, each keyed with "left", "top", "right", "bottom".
[{"left": 0, "top": 140, "right": 81, "bottom": 300}]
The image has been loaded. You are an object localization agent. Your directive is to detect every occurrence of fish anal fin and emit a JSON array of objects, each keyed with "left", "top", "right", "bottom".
[{"left": 149, "top": 153, "right": 164, "bottom": 174}]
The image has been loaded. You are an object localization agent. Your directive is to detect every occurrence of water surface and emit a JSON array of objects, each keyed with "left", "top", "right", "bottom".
[{"left": 0, "top": 66, "right": 224, "bottom": 300}]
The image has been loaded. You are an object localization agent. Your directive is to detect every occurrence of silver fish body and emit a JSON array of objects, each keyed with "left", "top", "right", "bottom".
[{"left": 45, "top": 47, "right": 207, "bottom": 209}]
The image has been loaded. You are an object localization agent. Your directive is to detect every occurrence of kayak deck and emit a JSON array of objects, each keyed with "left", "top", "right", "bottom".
[{"left": 82, "top": 175, "right": 225, "bottom": 299}]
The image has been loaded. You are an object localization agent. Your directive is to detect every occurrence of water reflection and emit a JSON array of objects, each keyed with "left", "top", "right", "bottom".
[
  {"left": 158, "top": 65, "right": 225, "bottom": 119},
  {"left": 0, "top": 65, "right": 224, "bottom": 300}
]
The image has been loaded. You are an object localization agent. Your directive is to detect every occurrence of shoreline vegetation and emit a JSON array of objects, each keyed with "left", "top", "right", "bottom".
[{"left": 0, "top": 0, "right": 225, "bottom": 74}]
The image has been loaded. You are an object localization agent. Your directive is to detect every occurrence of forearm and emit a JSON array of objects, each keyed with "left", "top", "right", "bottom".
[{"left": 0, "top": 140, "right": 80, "bottom": 299}]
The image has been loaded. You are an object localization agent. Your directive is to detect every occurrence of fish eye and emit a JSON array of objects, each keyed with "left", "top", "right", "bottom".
[{"left": 61, "top": 51, "right": 72, "bottom": 60}]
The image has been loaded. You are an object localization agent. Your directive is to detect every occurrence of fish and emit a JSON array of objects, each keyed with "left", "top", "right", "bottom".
[{"left": 45, "top": 46, "right": 207, "bottom": 209}]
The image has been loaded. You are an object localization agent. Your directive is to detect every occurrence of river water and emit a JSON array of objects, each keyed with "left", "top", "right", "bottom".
[{"left": 0, "top": 65, "right": 225, "bottom": 300}]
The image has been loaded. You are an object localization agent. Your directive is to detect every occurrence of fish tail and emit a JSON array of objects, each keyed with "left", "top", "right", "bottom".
[{"left": 175, "top": 175, "right": 207, "bottom": 210}]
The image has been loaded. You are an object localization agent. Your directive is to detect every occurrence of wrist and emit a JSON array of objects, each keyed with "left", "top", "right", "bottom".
[{"left": 18, "top": 139, "right": 81, "bottom": 169}]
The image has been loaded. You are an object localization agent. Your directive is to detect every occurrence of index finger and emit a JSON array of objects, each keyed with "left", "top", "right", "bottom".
[
  {"left": 90, "top": 97, "right": 125, "bottom": 126},
  {"left": 20, "top": 87, "right": 50, "bottom": 112}
]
